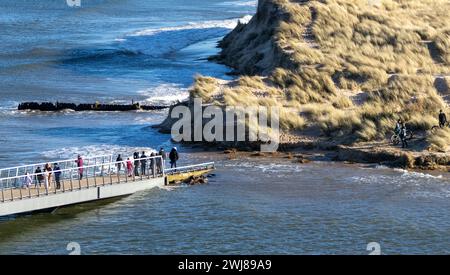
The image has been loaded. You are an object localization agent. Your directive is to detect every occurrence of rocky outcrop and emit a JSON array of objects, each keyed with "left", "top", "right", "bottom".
[
  {"left": 18, "top": 101, "right": 169, "bottom": 112},
  {"left": 337, "top": 146, "right": 450, "bottom": 170}
]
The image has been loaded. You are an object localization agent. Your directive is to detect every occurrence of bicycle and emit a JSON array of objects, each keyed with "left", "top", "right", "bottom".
[
  {"left": 430, "top": 122, "right": 450, "bottom": 134},
  {"left": 390, "top": 130, "right": 413, "bottom": 145}
]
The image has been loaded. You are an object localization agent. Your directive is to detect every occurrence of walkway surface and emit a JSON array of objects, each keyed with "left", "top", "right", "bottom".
[{"left": 1, "top": 171, "right": 161, "bottom": 202}]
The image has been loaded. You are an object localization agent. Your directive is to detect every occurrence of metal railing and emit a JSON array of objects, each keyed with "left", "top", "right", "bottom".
[
  {"left": 165, "top": 162, "right": 215, "bottom": 174},
  {"left": 0, "top": 154, "right": 113, "bottom": 189},
  {"left": 0, "top": 155, "right": 164, "bottom": 203}
]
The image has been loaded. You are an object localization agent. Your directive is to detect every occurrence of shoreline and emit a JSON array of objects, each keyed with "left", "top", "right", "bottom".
[
  {"left": 156, "top": 105, "right": 450, "bottom": 172},
  {"left": 156, "top": 0, "right": 449, "bottom": 172},
  {"left": 179, "top": 144, "right": 450, "bottom": 175},
  {"left": 182, "top": 143, "right": 450, "bottom": 172}
]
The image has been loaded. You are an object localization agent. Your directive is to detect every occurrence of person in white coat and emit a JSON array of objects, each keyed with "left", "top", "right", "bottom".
[
  {"left": 43, "top": 169, "right": 50, "bottom": 193},
  {"left": 22, "top": 172, "right": 33, "bottom": 188}
]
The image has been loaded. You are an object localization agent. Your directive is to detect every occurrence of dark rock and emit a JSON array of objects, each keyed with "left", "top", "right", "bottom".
[
  {"left": 184, "top": 175, "right": 208, "bottom": 185},
  {"left": 18, "top": 101, "right": 170, "bottom": 112}
]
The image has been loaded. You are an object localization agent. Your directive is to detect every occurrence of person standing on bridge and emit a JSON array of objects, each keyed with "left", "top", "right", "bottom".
[
  {"left": 169, "top": 147, "right": 179, "bottom": 169},
  {"left": 54, "top": 163, "right": 61, "bottom": 190},
  {"left": 150, "top": 152, "right": 156, "bottom": 175},
  {"left": 158, "top": 147, "right": 166, "bottom": 168},
  {"left": 75, "top": 155, "right": 84, "bottom": 180},
  {"left": 23, "top": 172, "right": 33, "bottom": 189},
  {"left": 35, "top": 166, "right": 43, "bottom": 188},
  {"left": 45, "top": 163, "right": 53, "bottom": 188},
  {"left": 116, "top": 154, "right": 123, "bottom": 173},
  {"left": 133, "top": 152, "right": 140, "bottom": 176},
  {"left": 43, "top": 168, "right": 49, "bottom": 193},
  {"left": 126, "top": 158, "right": 133, "bottom": 177},
  {"left": 140, "top": 151, "right": 147, "bottom": 176}
]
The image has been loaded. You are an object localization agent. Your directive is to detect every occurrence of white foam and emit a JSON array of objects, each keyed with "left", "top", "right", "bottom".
[
  {"left": 130, "top": 15, "right": 253, "bottom": 36},
  {"left": 137, "top": 83, "right": 189, "bottom": 105},
  {"left": 373, "top": 164, "right": 390, "bottom": 170},
  {"left": 0, "top": 100, "right": 19, "bottom": 116},
  {"left": 117, "top": 15, "right": 253, "bottom": 57},
  {"left": 394, "top": 168, "right": 443, "bottom": 179},
  {"left": 157, "top": 185, "right": 181, "bottom": 191},
  {"left": 349, "top": 175, "right": 393, "bottom": 185},
  {"left": 224, "top": 161, "right": 303, "bottom": 173},
  {"left": 107, "top": 83, "right": 188, "bottom": 107},
  {"left": 219, "top": 1, "right": 258, "bottom": 7},
  {"left": 42, "top": 145, "right": 157, "bottom": 161}
]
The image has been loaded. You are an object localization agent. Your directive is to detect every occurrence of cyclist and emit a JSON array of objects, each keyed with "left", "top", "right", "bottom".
[
  {"left": 394, "top": 119, "right": 402, "bottom": 135},
  {"left": 400, "top": 122, "right": 408, "bottom": 148},
  {"left": 439, "top": 110, "right": 447, "bottom": 128}
]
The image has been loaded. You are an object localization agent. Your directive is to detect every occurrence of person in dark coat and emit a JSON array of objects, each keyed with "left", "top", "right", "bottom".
[
  {"left": 35, "top": 166, "right": 43, "bottom": 188},
  {"left": 133, "top": 152, "right": 140, "bottom": 176},
  {"left": 53, "top": 163, "right": 62, "bottom": 190},
  {"left": 439, "top": 110, "right": 447, "bottom": 128},
  {"left": 116, "top": 154, "right": 123, "bottom": 173},
  {"left": 169, "top": 147, "right": 179, "bottom": 168},
  {"left": 140, "top": 151, "right": 147, "bottom": 176},
  {"left": 150, "top": 152, "right": 156, "bottom": 175}
]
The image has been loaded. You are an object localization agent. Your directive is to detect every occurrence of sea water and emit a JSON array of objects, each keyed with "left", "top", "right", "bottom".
[{"left": 0, "top": 0, "right": 254, "bottom": 165}]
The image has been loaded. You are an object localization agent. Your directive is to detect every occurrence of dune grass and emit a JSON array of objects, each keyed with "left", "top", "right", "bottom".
[
  {"left": 187, "top": 0, "right": 450, "bottom": 148},
  {"left": 189, "top": 75, "right": 219, "bottom": 102},
  {"left": 427, "top": 128, "right": 450, "bottom": 151}
]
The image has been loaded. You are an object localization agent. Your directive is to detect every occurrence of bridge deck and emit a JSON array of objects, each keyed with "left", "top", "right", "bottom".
[
  {"left": 0, "top": 156, "right": 214, "bottom": 216},
  {"left": 1, "top": 172, "right": 161, "bottom": 202}
]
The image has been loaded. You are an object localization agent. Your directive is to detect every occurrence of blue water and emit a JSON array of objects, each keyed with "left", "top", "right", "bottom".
[
  {"left": 0, "top": 0, "right": 255, "bottom": 165},
  {"left": 1, "top": 0, "right": 450, "bottom": 255},
  {"left": 0, "top": 155, "right": 449, "bottom": 255}
]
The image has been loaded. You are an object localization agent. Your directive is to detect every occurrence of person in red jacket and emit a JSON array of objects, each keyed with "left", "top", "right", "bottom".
[
  {"left": 75, "top": 155, "right": 84, "bottom": 180},
  {"left": 126, "top": 158, "right": 133, "bottom": 177}
]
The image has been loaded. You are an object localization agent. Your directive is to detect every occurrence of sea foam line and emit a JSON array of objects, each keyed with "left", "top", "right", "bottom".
[
  {"left": 42, "top": 145, "right": 157, "bottom": 161},
  {"left": 129, "top": 15, "right": 253, "bottom": 37},
  {"left": 219, "top": 0, "right": 258, "bottom": 7}
]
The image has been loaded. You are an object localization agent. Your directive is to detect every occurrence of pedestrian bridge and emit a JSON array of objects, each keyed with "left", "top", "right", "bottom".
[{"left": 0, "top": 155, "right": 214, "bottom": 217}]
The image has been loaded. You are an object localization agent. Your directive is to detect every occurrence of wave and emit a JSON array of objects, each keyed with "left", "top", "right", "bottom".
[
  {"left": 349, "top": 169, "right": 446, "bottom": 187},
  {"left": 0, "top": 101, "right": 19, "bottom": 116},
  {"left": 42, "top": 145, "right": 157, "bottom": 161},
  {"left": 219, "top": 1, "right": 258, "bottom": 7},
  {"left": 137, "top": 84, "right": 189, "bottom": 105},
  {"left": 106, "top": 83, "right": 188, "bottom": 106},
  {"left": 224, "top": 161, "right": 303, "bottom": 174},
  {"left": 117, "top": 15, "right": 253, "bottom": 57},
  {"left": 58, "top": 15, "right": 253, "bottom": 64},
  {"left": 363, "top": 165, "right": 445, "bottom": 180},
  {"left": 394, "top": 168, "right": 444, "bottom": 180},
  {"left": 62, "top": 48, "right": 141, "bottom": 64}
]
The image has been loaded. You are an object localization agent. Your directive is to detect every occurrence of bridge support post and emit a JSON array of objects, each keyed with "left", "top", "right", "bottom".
[{"left": 1, "top": 182, "right": 4, "bottom": 202}]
